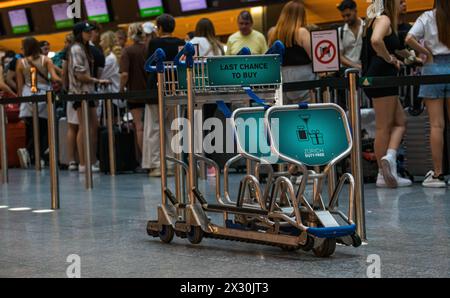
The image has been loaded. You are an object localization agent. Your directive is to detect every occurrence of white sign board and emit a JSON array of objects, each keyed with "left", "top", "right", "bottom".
[{"left": 311, "top": 29, "right": 340, "bottom": 73}]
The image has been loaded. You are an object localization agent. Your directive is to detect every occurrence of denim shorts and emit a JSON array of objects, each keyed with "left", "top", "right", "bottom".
[{"left": 419, "top": 55, "right": 450, "bottom": 99}]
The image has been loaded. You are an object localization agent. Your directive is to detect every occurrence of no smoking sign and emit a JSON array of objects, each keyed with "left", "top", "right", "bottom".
[{"left": 311, "top": 29, "right": 340, "bottom": 73}]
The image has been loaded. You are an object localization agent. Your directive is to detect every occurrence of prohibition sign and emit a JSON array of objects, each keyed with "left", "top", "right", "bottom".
[{"left": 315, "top": 40, "right": 337, "bottom": 64}]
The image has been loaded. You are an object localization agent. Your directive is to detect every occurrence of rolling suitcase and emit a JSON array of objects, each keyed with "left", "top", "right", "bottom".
[{"left": 98, "top": 105, "right": 138, "bottom": 174}]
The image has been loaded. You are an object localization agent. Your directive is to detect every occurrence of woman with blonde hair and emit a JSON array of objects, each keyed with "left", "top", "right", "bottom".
[
  {"left": 406, "top": 0, "right": 450, "bottom": 188},
  {"left": 100, "top": 31, "right": 121, "bottom": 94},
  {"left": 191, "top": 18, "right": 224, "bottom": 56},
  {"left": 119, "top": 23, "right": 148, "bottom": 163},
  {"left": 268, "top": 0, "right": 316, "bottom": 103},
  {"left": 362, "top": 0, "right": 412, "bottom": 188}
]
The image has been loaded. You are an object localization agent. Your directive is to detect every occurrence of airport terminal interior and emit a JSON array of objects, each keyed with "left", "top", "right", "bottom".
[{"left": 0, "top": 0, "right": 449, "bottom": 279}]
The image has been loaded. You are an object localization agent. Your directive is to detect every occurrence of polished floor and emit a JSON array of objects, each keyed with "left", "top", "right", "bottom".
[{"left": 0, "top": 169, "right": 449, "bottom": 278}]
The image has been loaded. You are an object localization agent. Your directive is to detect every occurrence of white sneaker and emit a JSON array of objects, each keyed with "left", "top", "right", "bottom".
[
  {"left": 376, "top": 173, "right": 388, "bottom": 188},
  {"left": 68, "top": 162, "right": 78, "bottom": 171},
  {"left": 422, "top": 171, "right": 447, "bottom": 188},
  {"left": 377, "top": 173, "right": 412, "bottom": 188},
  {"left": 380, "top": 155, "right": 398, "bottom": 188},
  {"left": 396, "top": 176, "right": 413, "bottom": 187},
  {"left": 78, "top": 165, "right": 100, "bottom": 174}
]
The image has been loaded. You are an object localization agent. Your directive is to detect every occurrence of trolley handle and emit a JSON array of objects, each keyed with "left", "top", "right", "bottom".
[
  {"left": 174, "top": 42, "right": 196, "bottom": 69},
  {"left": 237, "top": 47, "right": 251, "bottom": 55},
  {"left": 144, "top": 48, "right": 166, "bottom": 74},
  {"left": 266, "top": 40, "right": 285, "bottom": 64}
]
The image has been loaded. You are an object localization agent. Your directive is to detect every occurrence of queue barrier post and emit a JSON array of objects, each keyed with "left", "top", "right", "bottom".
[
  {"left": 106, "top": 99, "right": 116, "bottom": 176},
  {"left": 81, "top": 100, "right": 93, "bottom": 190},
  {"left": 0, "top": 104, "right": 8, "bottom": 184},
  {"left": 346, "top": 69, "right": 367, "bottom": 241}
]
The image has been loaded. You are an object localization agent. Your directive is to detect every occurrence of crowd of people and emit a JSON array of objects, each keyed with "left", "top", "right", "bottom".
[{"left": 0, "top": 0, "right": 449, "bottom": 189}]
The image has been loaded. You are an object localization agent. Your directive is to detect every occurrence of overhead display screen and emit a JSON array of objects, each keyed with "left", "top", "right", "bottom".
[
  {"left": 179, "top": 0, "right": 208, "bottom": 12},
  {"left": 138, "top": 0, "right": 164, "bottom": 18},
  {"left": 52, "top": 3, "right": 75, "bottom": 29},
  {"left": 84, "top": 0, "right": 111, "bottom": 23},
  {"left": 8, "top": 9, "right": 31, "bottom": 34}
]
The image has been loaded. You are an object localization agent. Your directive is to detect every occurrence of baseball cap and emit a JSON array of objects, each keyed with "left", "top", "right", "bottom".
[
  {"left": 73, "top": 21, "right": 95, "bottom": 36},
  {"left": 142, "top": 22, "right": 157, "bottom": 34}
]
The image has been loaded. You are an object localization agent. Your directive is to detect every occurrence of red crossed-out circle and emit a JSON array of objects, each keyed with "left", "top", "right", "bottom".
[{"left": 315, "top": 40, "right": 337, "bottom": 64}]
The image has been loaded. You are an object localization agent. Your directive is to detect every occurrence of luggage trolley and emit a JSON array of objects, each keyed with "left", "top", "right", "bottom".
[{"left": 145, "top": 43, "right": 361, "bottom": 257}]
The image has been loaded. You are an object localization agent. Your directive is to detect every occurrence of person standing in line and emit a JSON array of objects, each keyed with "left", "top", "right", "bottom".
[
  {"left": 398, "top": 0, "right": 412, "bottom": 49},
  {"left": 190, "top": 18, "right": 225, "bottom": 177},
  {"left": 145, "top": 14, "right": 185, "bottom": 177},
  {"left": 115, "top": 29, "right": 128, "bottom": 49},
  {"left": 226, "top": 11, "right": 268, "bottom": 55},
  {"left": 337, "top": 0, "right": 365, "bottom": 70},
  {"left": 361, "top": 0, "right": 412, "bottom": 188},
  {"left": 268, "top": 1, "right": 316, "bottom": 103},
  {"left": 406, "top": 0, "right": 450, "bottom": 188},
  {"left": 120, "top": 23, "right": 148, "bottom": 165},
  {"left": 68, "top": 21, "right": 110, "bottom": 174},
  {"left": 16, "top": 37, "right": 62, "bottom": 167}
]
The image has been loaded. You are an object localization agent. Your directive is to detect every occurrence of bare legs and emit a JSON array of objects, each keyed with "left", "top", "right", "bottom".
[
  {"left": 130, "top": 108, "right": 144, "bottom": 159},
  {"left": 373, "top": 96, "right": 406, "bottom": 167},
  {"left": 424, "top": 99, "right": 448, "bottom": 176}
]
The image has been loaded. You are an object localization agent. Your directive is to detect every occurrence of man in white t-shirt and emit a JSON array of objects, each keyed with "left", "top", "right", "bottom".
[{"left": 337, "top": 0, "right": 364, "bottom": 70}]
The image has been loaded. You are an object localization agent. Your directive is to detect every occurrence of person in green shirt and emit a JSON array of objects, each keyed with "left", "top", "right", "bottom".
[{"left": 226, "top": 11, "right": 268, "bottom": 55}]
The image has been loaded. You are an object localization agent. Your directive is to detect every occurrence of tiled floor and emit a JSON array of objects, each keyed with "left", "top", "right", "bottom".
[{"left": 0, "top": 169, "right": 449, "bottom": 278}]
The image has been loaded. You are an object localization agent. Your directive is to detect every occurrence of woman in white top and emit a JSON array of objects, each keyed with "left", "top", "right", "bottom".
[
  {"left": 99, "top": 31, "right": 124, "bottom": 111},
  {"left": 406, "top": 0, "right": 450, "bottom": 188},
  {"left": 190, "top": 18, "right": 224, "bottom": 177},
  {"left": 190, "top": 18, "right": 224, "bottom": 57},
  {"left": 16, "top": 37, "right": 61, "bottom": 166}
]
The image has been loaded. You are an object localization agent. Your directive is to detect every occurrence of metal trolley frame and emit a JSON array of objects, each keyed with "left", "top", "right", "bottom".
[{"left": 145, "top": 42, "right": 362, "bottom": 257}]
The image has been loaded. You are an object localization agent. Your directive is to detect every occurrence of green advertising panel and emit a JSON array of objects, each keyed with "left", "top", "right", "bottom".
[
  {"left": 207, "top": 56, "right": 281, "bottom": 86},
  {"left": 235, "top": 110, "right": 281, "bottom": 164},
  {"left": 268, "top": 108, "right": 350, "bottom": 166}
]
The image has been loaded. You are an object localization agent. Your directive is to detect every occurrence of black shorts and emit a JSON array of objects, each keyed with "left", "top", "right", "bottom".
[
  {"left": 364, "top": 57, "right": 399, "bottom": 99},
  {"left": 127, "top": 101, "right": 146, "bottom": 110}
]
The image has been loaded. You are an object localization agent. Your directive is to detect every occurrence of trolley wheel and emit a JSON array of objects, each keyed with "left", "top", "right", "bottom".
[
  {"left": 187, "top": 226, "right": 204, "bottom": 245},
  {"left": 299, "top": 235, "right": 315, "bottom": 252},
  {"left": 313, "top": 239, "right": 336, "bottom": 258},
  {"left": 159, "top": 225, "right": 175, "bottom": 244},
  {"left": 351, "top": 233, "right": 362, "bottom": 248}
]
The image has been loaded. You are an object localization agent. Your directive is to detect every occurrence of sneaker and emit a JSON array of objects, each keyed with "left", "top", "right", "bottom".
[
  {"left": 396, "top": 175, "right": 413, "bottom": 187},
  {"left": 207, "top": 166, "right": 216, "bottom": 177},
  {"left": 149, "top": 168, "right": 161, "bottom": 177},
  {"left": 17, "top": 148, "right": 31, "bottom": 169},
  {"left": 68, "top": 162, "right": 78, "bottom": 171},
  {"left": 422, "top": 171, "right": 447, "bottom": 188},
  {"left": 380, "top": 155, "right": 398, "bottom": 188},
  {"left": 376, "top": 173, "right": 388, "bottom": 188},
  {"left": 92, "top": 163, "right": 100, "bottom": 173},
  {"left": 78, "top": 165, "right": 100, "bottom": 174}
]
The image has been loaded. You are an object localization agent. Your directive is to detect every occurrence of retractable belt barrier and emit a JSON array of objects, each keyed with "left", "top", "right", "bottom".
[
  {"left": 2, "top": 74, "right": 450, "bottom": 105},
  {"left": 1, "top": 72, "right": 450, "bottom": 212}
]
